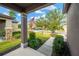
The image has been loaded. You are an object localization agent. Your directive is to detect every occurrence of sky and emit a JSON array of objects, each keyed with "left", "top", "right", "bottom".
[{"left": 0, "top": 3, "right": 63, "bottom": 23}]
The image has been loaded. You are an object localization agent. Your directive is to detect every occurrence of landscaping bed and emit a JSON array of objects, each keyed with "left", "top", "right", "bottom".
[
  {"left": 52, "top": 35, "right": 71, "bottom": 56},
  {"left": 0, "top": 39, "right": 21, "bottom": 56},
  {"left": 28, "top": 31, "right": 51, "bottom": 50}
]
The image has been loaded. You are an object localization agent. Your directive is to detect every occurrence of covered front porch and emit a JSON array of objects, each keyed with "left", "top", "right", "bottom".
[
  {"left": 0, "top": 3, "right": 52, "bottom": 48},
  {"left": 0, "top": 3, "right": 53, "bottom": 56}
]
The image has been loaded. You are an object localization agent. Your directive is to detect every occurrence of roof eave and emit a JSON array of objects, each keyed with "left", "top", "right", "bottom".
[
  {"left": 63, "top": 3, "right": 71, "bottom": 14},
  {"left": 0, "top": 13, "right": 13, "bottom": 20}
]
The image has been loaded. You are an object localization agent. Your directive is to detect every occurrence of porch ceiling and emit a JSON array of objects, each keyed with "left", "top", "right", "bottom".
[{"left": 0, "top": 3, "right": 53, "bottom": 13}]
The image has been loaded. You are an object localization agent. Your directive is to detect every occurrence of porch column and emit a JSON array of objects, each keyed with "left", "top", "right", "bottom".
[
  {"left": 67, "top": 3, "right": 79, "bottom": 55},
  {"left": 21, "top": 13, "right": 28, "bottom": 48}
]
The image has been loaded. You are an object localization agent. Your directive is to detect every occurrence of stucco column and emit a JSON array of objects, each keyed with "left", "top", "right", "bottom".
[
  {"left": 5, "top": 19, "right": 13, "bottom": 40},
  {"left": 21, "top": 13, "right": 28, "bottom": 48},
  {"left": 67, "top": 3, "right": 79, "bottom": 55}
]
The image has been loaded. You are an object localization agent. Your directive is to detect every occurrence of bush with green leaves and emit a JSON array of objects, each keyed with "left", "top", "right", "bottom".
[
  {"left": 28, "top": 31, "right": 41, "bottom": 49},
  {"left": 29, "top": 31, "right": 36, "bottom": 40},
  {"left": 52, "top": 35, "right": 65, "bottom": 56},
  {"left": 12, "top": 31, "right": 21, "bottom": 39}
]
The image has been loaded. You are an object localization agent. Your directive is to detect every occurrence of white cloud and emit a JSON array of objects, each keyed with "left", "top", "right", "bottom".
[
  {"left": 42, "top": 14, "right": 46, "bottom": 18},
  {"left": 35, "top": 10, "right": 45, "bottom": 14},
  {"left": 34, "top": 5, "right": 56, "bottom": 15},
  {"left": 3, "top": 12, "right": 9, "bottom": 16},
  {"left": 29, "top": 16, "right": 40, "bottom": 20},
  {"left": 43, "top": 5, "right": 57, "bottom": 11},
  {"left": 35, "top": 16, "right": 40, "bottom": 19}
]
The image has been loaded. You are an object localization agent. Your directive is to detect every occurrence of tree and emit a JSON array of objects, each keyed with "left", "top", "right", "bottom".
[
  {"left": 46, "top": 9, "right": 65, "bottom": 33},
  {"left": 35, "top": 17, "right": 48, "bottom": 30},
  {"left": 9, "top": 10, "right": 16, "bottom": 20},
  {"left": 35, "top": 9, "right": 66, "bottom": 35}
]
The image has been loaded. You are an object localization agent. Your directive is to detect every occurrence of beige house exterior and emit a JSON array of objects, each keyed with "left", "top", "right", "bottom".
[
  {"left": 63, "top": 3, "right": 79, "bottom": 55},
  {"left": 12, "top": 20, "right": 19, "bottom": 32},
  {"left": 0, "top": 14, "right": 13, "bottom": 40},
  {"left": 0, "top": 13, "right": 19, "bottom": 40}
]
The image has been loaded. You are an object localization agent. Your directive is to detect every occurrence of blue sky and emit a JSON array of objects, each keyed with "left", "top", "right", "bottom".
[{"left": 0, "top": 3, "right": 63, "bottom": 23}]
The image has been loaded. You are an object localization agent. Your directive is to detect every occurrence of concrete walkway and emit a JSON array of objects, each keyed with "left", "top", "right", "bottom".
[
  {"left": 37, "top": 37, "right": 54, "bottom": 56},
  {"left": 37, "top": 33, "right": 67, "bottom": 56},
  {"left": 4, "top": 47, "right": 45, "bottom": 56}
]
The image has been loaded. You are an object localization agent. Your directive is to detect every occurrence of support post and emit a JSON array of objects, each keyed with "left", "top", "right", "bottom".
[{"left": 21, "top": 13, "right": 28, "bottom": 48}]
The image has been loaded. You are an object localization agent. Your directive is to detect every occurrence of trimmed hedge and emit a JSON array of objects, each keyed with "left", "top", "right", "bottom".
[
  {"left": 52, "top": 35, "right": 71, "bottom": 56},
  {"left": 53, "top": 35, "right": 64, "bottom": 56},
  {"left": 28, "top": 31, "right": 41, "bottom": 50}
]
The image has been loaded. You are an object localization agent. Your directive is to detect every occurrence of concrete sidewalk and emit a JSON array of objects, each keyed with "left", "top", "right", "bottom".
[
  {"left": 37, "top": 37, "right": 54, "bottom": 56},
  {"left": 37, "top": 34, "right": 67, "bottom": 56},
  {"left": 4, "top": 47, "right": 45, "bottom": 56}
]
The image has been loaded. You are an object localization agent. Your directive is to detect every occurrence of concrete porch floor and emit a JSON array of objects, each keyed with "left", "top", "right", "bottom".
[{"left": 4, "top": 47, "right": 45, "bottom": 56}]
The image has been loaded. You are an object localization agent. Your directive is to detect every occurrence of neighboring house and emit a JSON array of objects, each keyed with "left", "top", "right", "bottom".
[
  {"left": 29, "top": 17, "right": 36, "bottom": 30},
  {"left": 0, "top": 13, "right": 19, "bottom": 40},
  {"left": 0, "top": 13, "right": 13, "bottom": 40}
]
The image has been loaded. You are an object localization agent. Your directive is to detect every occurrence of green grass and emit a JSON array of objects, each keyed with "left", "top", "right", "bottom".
[
  {"left": 35, "top": 32, "right": 51, "bottom": 42},
  {"left": 0, "top": 39, "right": 21, "bottom": 53}
]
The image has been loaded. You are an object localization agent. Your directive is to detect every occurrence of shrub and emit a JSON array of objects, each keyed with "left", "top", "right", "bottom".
[
  {"left": 29, "top": 31, "right": 36, "bottom": 40},
  {"left": 12, "top": 31, "right": 21, "bottom": 39},
  {"left": 52, "top": 35, "right": 65, "bottom": 56},
  {"left": 28, "top": 31, "right": 41, "bottom": 49},
  {"left": 28, "top": 39, "right": 41, "bottom": 49},
  {"left": 28, "top": 31, "right": 51, "bottom": 50}
]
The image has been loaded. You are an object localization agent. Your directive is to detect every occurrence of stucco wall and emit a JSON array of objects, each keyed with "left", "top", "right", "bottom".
[
  {"left": 67, "top": 3, "right": 79, "bottom": 55},
  {"left": 12, "top": 23, "right": 18, "bottom": 32},
  {"left": 5, "top": 20, "right": 12, "bottom": 29}
]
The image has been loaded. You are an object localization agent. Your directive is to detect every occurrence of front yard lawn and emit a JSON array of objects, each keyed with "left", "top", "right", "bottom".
[
  {"left": 35, "top": 32, "right": 51, "bottom": 42},
  {"left": 0, "top": 39, "right": 21, "bottom": 55}
]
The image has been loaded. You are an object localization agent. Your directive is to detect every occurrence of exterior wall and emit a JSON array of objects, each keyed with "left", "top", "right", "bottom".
[
  {"left": 12, "top": 23, "right": 18, "bottom": 32},
  {"left": 5, "top": 19, "right": 13, "bottom": 40},
  {"left": 0, "top": 20, "right": 5, "bottom": 30},
  {"left": 67, "top": 3, "right": 79, "bottom": 55}
]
